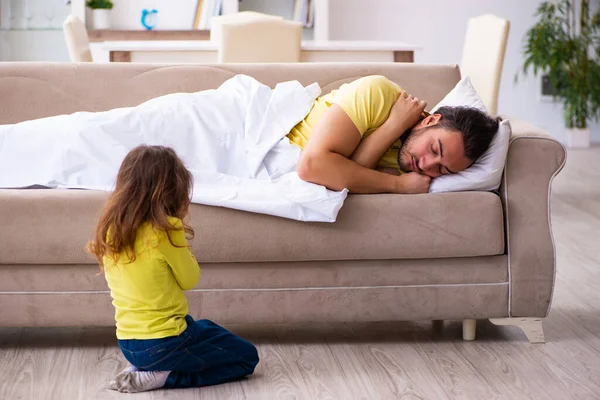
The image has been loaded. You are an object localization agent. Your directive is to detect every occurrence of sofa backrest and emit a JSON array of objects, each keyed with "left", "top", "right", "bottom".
[{"left": 0, "top": 62, "right": 460, "bottom": 125}]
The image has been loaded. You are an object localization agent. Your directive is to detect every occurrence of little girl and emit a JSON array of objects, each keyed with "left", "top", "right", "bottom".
[{"left": 88, "top": 145, "right": 259, "bottom": 393}]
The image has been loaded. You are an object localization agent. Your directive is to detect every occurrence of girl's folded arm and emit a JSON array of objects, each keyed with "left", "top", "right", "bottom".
[{"left": 160, "top": 228, "right": 200, "bottom": 290}]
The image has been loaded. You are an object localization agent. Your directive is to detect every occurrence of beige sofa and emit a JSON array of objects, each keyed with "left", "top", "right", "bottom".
[{"left": 0, "top": 62, "right": 565, "bottom": 342}]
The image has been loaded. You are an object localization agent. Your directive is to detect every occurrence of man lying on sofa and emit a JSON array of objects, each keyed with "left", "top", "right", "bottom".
[
  {"left": 289, "top": 75, "right": 499, "bottom": 194},
  {"left": 0, "top": 73, "right": 499, "bottom": 222}
]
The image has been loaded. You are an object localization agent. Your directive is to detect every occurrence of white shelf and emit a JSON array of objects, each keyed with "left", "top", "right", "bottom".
[
  {"left": 69, "top": 0, "right": 330, "bottom": 40},
  {"left": 95, "top": 40, "right": 420, "bottom": 52}
]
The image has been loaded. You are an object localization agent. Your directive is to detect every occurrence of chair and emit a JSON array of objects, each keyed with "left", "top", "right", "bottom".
[
  {"left": 210, "top": 11, "right": 283, "bottom": 44},
  {"left": 460, "top": 14, "right": 510, "bottom": 115},
  {"left": 63, "top": 15, "right": 93, "bottom": 62},
  {"left": 218, "top": 18, "right": 303, "bottom": 63}
]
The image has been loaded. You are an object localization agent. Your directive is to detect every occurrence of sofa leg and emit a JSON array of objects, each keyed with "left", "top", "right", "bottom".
[
  {"left": 489, "top": 317, "right": 545, "bottom": 343},
  {"left": 462, "top": 319, "right": 476, "bottom": 341},
  {"left": 431, "top": 319, "right": 444, "bottom": 335}
]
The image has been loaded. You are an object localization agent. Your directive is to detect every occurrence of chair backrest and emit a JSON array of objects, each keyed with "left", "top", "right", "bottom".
[
  {"left": 460, "top": 14, "right": 510, "bottom": 115},
  {"left": 218, "top": 19, "right": 303, "bottom": 63},
  {"left": 63, "top": 15, "right": 93, "bottom": 62},
  {"left": 210, "top": 11, "right": 283, "bottom": 43}
]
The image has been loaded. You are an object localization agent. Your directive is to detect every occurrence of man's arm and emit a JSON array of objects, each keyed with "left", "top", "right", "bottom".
[
  {"left": 350, "top": 122, "right": 404, "bottom": 170},
  {"left": 297, "top": 105, "right": 429, "bottom": 194},
  {"left": 351, "top": 92, "right": 426, "bottom": 169},
  {"left": 377, "top": 167, "right": 401, "bottom": 176}
]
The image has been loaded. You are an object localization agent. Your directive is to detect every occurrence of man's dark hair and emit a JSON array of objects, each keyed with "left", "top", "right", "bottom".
[{"left": 434, "top": 106, "right": 500, "bottom": 162}]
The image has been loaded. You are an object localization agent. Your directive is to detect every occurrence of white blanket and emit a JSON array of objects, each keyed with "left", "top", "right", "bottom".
[{"left": 0, "top": 75, "right": 348, "bottom": 222}]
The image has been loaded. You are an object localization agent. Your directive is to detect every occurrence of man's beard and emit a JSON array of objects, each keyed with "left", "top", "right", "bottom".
[{"left": 398, "top": 126, "right": 426, "bottom": 172}]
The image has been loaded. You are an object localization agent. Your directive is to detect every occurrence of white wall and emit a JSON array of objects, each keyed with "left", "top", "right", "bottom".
[
  {"left": 328, "top": 0, "right": 599, "bottom": 143},
  {"left": 1, "top": 0, "right": 597, "bottom": 143}
]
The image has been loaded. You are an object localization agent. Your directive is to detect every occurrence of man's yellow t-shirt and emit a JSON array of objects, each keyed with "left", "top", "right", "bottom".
[
  {"left": 287, "top": 75, "right": 405, "bottom": 170},
  {"left": 103, "top": 217, "right": 200, "bottom": 340}
]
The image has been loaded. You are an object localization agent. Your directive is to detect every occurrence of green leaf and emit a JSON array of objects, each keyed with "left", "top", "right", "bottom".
[
  {"left": 86, "top": 0, "right": 113, "bottom": 10},
  {"left": 518, "top": 0, "right": 600, "bottom": 127}
]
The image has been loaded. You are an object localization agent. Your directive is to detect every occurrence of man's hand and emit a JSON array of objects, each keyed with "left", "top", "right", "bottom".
[
  {"left": 396, "top": 172, "right": 431, "bottom": 194},
  {"left": 386, "top": 91, "right": 427, "bottom": 133}
]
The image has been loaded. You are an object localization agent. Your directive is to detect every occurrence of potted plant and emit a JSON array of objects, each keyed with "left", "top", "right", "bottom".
[
  {"left": 520, "top": 0, "right": 600, "bottom": 148},
  {"left": 86, "top": 0, "right": 114, "bottom": 30}
]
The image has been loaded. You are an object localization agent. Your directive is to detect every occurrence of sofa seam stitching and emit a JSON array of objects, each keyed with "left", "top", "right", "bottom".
[{"left": 0, "top": 282, "right": 510, "bottom": 295}]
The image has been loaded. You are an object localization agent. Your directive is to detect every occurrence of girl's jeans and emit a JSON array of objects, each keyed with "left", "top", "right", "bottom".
[{"left": 118, "top": 315, "right": 259, "bottom": 388}]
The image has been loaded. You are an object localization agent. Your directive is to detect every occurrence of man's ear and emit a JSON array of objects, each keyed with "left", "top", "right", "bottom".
[{"left": 419, "top": 113, "right": 442, "bottom": 127}]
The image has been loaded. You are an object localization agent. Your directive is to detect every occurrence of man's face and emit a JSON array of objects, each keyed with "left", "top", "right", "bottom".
[{"left": 398, "top": 115, "right": 472, "bottom": 178}]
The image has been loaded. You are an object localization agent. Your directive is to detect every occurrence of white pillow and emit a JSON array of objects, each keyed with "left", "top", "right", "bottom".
[{"left": 428, "top": 76, "right": 511, "bottom": 193}]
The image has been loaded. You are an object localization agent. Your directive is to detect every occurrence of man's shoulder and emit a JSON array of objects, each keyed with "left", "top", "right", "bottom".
[{"left": 354, "top": 75, "right": 402, "bottom": 92}]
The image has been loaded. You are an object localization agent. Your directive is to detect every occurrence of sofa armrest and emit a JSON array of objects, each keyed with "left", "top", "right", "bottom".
[{"left": 501, "top": 118, "right": 566, "bottom": 317}]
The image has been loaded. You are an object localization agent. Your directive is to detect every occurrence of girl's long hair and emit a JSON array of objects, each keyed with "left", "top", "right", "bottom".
[{"left": 88, "top": 145, "right": 194, "bottom": 270}]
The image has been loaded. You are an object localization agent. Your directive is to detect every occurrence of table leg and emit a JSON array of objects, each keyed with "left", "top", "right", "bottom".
[
  {"left": 110, "top": 51, "right": 132, "bottom": 63},
  {"left": 394, "top": 51, "right": 414, "bottom": 63}
]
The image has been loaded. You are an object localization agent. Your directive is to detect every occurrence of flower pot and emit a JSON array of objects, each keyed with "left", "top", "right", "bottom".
[
  {"left": 92, "top": 9, "right": 112, "bottom": 30},
  {"left": 567, "top": 128, "right": 591, "bottom": 148}
]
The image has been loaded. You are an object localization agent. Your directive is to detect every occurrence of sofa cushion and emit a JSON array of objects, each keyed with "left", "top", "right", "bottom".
[{"left": 0, "top": 189, "right": 504, "bottom": 264}]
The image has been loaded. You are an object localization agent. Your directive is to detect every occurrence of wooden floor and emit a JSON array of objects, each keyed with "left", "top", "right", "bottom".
[{"left": 1, "top": 148, "right": 600, "bottom": 400}]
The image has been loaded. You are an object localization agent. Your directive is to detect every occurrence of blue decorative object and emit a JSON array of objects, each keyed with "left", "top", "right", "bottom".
[{"left": 141, "top": 9, "right": 158, "bottom": 30}]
